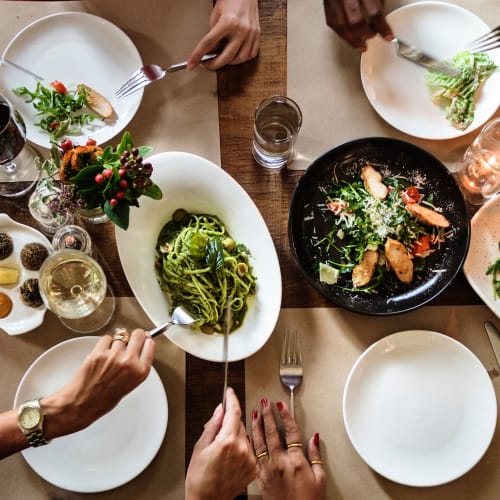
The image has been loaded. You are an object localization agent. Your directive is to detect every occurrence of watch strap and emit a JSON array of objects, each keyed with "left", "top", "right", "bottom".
[{"left": 26, "top": 429, "right": 49, "bottom": 447}]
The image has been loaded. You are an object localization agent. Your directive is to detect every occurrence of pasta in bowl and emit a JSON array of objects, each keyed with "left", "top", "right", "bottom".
[{"left": 116, "top": 152, "right": 281, "bottom": 362}]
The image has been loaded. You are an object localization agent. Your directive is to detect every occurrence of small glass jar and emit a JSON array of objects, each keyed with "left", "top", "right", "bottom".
[
  {"left": 52, "top": 225, "right": 92, "bottom": 255},
  {"left": 28, "top": 183, "right": 73, "bottom": 234}
]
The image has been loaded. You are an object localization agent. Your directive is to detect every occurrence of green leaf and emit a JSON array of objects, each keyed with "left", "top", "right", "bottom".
[
  {"left": 103, "top": 200, "right": 130, "bottom": 230},
  {"left": 116, "top": 131, "right": 134, "bottom": 155},
  {"left": 143, "top": 183, "right": 163, "bottom": 200},
  {"left": 205, "top": 238, "right": 225, "bottom": 272}
]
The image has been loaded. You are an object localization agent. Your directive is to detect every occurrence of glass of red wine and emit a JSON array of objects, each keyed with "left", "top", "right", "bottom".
[{"left": 0, "top": 93, "right": 40, "bottom": 197}]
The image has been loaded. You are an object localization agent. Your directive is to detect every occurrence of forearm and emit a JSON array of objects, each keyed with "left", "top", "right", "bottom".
[{"left": 0, "top": 408, "right": 29, "bottom": 459}]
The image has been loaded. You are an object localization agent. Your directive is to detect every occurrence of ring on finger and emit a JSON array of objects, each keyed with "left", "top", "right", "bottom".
[
  {"left": 256, "top": 450, "right": 269, "bottom": 459},
  {"left": 310, "top": 460, "right": 324, "bottom": 465},
  {"left": 287, "top": 442, "right": 303, "bottom": 449},
  {"left": 112, "top": 328, "right": 130, "bottom": 346}
]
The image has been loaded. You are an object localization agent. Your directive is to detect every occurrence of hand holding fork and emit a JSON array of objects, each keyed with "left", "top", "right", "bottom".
[{"left": 280, "top": 329, "right": 303, "bottom": 419}]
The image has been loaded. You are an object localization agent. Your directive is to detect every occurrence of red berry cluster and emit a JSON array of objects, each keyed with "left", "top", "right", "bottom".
[{"left": 93, "top": 147, "right": 153, "bottom": 207}]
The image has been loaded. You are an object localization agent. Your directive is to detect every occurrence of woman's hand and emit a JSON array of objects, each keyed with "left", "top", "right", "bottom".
[
  {"left": 185, "top": 387, "right": 257, "bottom": 500},
  {"left": 187, "top": 0, "right": 260, "bottom": 71},
  {"left": 323, "top": 0, "right": 393, "bottom": 51},
  {"left": 41, "top": 329, "right": 155, "bottom": 439},
  {"left": 251, "top": 398, "right": 326, "bottom": 500}
]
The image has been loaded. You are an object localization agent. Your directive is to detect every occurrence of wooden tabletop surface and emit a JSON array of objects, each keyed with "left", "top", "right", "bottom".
[{"left": 0, "top": 0, "right": 482, "bottom": 489}]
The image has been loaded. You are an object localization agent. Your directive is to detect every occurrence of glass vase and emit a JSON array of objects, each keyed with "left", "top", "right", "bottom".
[
  {"left": 78, "top": 206, "right": 109, "bottom": 224},
  {"left": 28, "top": 181, "right": 73, "bottom": 234}
]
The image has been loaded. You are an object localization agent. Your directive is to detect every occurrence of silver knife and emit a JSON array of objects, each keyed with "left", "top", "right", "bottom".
[
  {"left": 484, "top": 321, "right": 500, "bottom": 367},
  {"left": 221, "top": 297, "right": 232, "bottom": 411},
  {"left": 392, "top": 38, "right": 460, "bottom": 78},
  {"left": 2, "top": 58, "right": 44, "bottom": 81}
]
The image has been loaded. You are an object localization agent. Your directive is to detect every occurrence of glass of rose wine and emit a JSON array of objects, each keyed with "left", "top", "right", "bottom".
[
  {"left": 0, "top": 93, "right": 40, "bottom": 197},
  {"left": 38, "top": 249, "right": 116, "bottom": 333}
]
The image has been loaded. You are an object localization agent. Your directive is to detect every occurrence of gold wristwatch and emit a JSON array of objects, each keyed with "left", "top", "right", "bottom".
[{"left": 17, "top": 399, "right": 49, "bottom": 447}]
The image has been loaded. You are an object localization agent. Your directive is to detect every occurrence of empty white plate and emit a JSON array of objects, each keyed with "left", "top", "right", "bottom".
[{"left": 343, "top": 330, "right": 497, "bottom": 486}]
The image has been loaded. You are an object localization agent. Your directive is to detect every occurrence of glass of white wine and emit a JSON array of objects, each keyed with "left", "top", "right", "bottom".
[
  {"left": 0, "top": 93, "right": 40, "bottom": 197},
  {"left": 38, "top": 249, "right": 115, "bottom": 333}
]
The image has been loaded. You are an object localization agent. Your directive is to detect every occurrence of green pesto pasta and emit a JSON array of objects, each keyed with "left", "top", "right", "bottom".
[{"left": 155, "top": 210, "right": 257, "bottom": 333}]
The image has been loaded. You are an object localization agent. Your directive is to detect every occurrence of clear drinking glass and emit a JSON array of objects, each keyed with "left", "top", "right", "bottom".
[
  {"left": 252, "top": 96, "right": 302, "bottom": 169},
  {"left": 456, "top": 149, "right": 500, "bottom": 205},
  {"left": 0, "top": 93, "right": 40, "bottom": 197},
  {"left": 38, "top": 249, "right": 115, "bottom": 333},
  {"left": 464, "top": 117, "right": 500, "bottom": 159}
]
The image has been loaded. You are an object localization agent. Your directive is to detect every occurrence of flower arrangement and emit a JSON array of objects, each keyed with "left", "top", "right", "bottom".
[{"left": 33, "top": 131, "right": 162, "bottom": 230}]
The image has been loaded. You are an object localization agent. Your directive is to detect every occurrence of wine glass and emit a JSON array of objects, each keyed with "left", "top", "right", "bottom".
[
  {"left": 0, "top": 93, "right": 41, "bottom": 197},
  {"left": 38, "top": 249, "right": 116, "bottom": 333}
]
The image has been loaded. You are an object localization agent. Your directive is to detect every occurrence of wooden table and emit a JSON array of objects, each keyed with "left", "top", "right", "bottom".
[{"left": 0, "top": 0, "right": 487, "bottom": 497}]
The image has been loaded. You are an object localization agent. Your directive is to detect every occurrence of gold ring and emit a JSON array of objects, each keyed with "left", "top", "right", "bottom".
[
  {"left": 256, "top": 450, "right": 269, "bottom": 459},
  {"left": 287, "top": 443, "right": 303, "bottom": 449},
  {"left": 310, "top": 460, "right": 323, "bottom": 465},
  {"left": 112, "top": 328, "right": 130, "bottom": 346}
]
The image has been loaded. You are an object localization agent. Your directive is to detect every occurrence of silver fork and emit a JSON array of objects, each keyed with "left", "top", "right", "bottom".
[
  {"left": 279, "top": 329, "right": 303, "bottom": 419},
  {"left": 466, "top": 26, "right": 500, "bottom": 53},
  {"left": 114, "top": 53, "right": 218, "bottom": 100}
]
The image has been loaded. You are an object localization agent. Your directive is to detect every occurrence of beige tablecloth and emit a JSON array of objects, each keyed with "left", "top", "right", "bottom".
[
  {"left": 246, "top": 306, "right": 500, "bottom": 499},
  {"left": 0, "top": 1, "right": 220, "bottom": 497},
  {"left": 287, "top": 0, "right": 500, "bottom": 171}
]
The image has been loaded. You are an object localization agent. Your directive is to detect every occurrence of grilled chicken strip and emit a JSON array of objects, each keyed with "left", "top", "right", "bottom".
[
  {"left": 385, "top": 238, "right": 413, "bottom": 284},
  {"left": 406, "top": 203, "right": 450, "bottom": 228},
  {"left": 352, "top": 249, "right": 379, "bottom": 288},
  {"left": 361, "top": 164, "right": 388, "bottom": 200}
]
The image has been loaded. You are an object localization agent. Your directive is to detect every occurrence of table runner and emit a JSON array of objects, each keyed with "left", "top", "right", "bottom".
[
  {"left": 245, "top": 305, "right": 500, "bottom": 499},
  {"left": 0, "top": 1, "right": 220, "bottom": 497},
  {"left": 287, "top": 0, "right": 500, "bottom": 171}
]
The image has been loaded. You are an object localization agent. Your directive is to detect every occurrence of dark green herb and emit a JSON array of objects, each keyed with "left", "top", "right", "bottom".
[{"left": 486, "top": 243, "right": 500, "bottom": 300}]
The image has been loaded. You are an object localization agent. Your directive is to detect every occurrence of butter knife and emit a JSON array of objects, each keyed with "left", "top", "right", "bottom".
[
  {"left": 484, "top": 321, "right": 500, "bottom": 367},
  {"left": 222, "top": 297, "right": 232, "bottom": 411},
  {"left": 392, "top": 38, "right": 460, "bottom": 78},
  {"left": 2, "top": 58, "right": 44, "bottom": 81}
]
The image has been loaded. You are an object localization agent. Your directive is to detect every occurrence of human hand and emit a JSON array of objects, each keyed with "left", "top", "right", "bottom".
[
  {"left": 41, "top": 329, "right": 155, "bottom": 439},
  {"left": 323, "top": 0, "right": 393, "bottom": 51},
  {"left": 185, "top": 387, "right": 257, "bottom": 500},
  {"left": 187, "top": 0, "right": 260, "bottom": 71},
  {"left": 251, "top": 398, "right": 326, "bottom": 500}
]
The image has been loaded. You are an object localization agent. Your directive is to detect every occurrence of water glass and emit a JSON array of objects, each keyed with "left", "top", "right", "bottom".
[
  {"left": 252, "top": 96, "right": 302, "bottom": 169},
  {"left": 464, "top": 117, "right": 500, "bottom": 159},
  {"left": 456, "top": 149, "right": 500, "bottom": 205}
]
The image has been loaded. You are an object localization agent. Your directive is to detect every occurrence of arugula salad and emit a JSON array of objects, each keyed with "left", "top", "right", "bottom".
[
  {"left": 13, "top": 80, "right": 113, "bottom": 142},
  {"left": 313, "top": 164, "right": 451, "bottom": 293},
  {"left": 425, "top": 51, "right": 498, "bottom": 130}
]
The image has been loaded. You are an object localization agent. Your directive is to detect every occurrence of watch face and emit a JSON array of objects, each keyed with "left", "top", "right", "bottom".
[{"left": 20, "top": 406, "right": 41, "bottom": 430}]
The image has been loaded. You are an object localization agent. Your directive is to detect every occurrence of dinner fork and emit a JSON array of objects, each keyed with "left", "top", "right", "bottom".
[
  {"left": 466, "top": 25, "right": 500, "bottom": 53},
  {"left": 279, "top": 329, "right": 303, "bottom": 419},
  {"left": 114, "top": 53, "right": 218, "bottom": 100}
]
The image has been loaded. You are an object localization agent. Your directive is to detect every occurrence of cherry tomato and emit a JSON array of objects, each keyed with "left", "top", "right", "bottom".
[
  {"left": 86, "top": 138, "right": 97, "bottom": 146},
  {"left": 50, "top": 80, "right": 67, "bottom": 94},
  {"left": 401, "top": 186, "right": 421, "bottom": 204},
  {"left": 60, "top": 139, "right": 73, "bottom": 152},
  {"left": 412, "top": 234, "right": 432, "bottom": 257}
]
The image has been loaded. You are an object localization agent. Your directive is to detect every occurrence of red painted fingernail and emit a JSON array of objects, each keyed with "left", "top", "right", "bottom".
[
  {"left": 252, "top": 409, "right": 258, "bottom": 420},
  {"left": 276, "top": 401, "right": 284, "bottom": 411},
  {"left": 260, "top": 397, "right": 269, "bottom": 408},
  {"left": 314, "top": 432, "right": 320, "bottom": 447}
]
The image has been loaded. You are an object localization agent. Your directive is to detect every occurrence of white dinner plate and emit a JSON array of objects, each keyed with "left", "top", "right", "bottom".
[
  {"left": 343, "top": 330, "right": 497, "bottom": 487},
  {"left": 14, "top": 336, "right": 167, "bottom": 492},
  {"left": 464, "top": 195, "right": 500, "bottom": 318},
  {"left": 361, "top": 1, "right": 500, "bottom": 139},
  {"left": 0, "top": 12, "right": 143, "bottom": 149},
  {"left": 0, "top": 213, "right": 52, "bottom": 335},
  {"left": 115, "top": 152, "right": 282, "bottom": 362}
]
